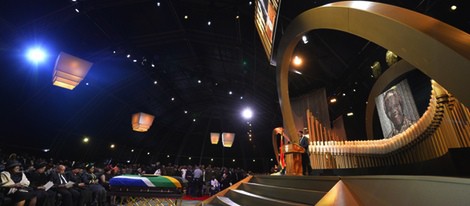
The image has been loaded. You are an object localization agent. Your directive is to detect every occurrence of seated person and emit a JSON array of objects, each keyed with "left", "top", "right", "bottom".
[
  {"left": 50, "top": 164, "right": 80, "bottom": 206},
  {"left": 1, "top": 160, "right": 37, "bottom": 206},
  {"left": 26, "top": 161, "right": 56, "bottom": 206},
  {"left": 82, "top": 164, "right": 106, "bottom": 206},
  {"left": 67, "top": 163, "right": 92, "bottom": 206}
]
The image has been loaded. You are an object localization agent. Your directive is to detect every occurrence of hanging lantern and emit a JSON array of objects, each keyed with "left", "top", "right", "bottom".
[
  {"left": 52, "top": 52, "right": 93, "bottom": 90},
  {"left": 210, "top": 133, "right": 220, "bottom": 144},
  {"left": 222, "top": 132, "right": 235, "bottom": 147},
  {"left": 132, "top": 112, "right": 155, "bottom": 132}
]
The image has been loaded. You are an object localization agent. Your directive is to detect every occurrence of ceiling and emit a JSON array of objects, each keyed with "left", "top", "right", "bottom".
[{"left": 0, "top": 0, "right": 468, "bottom": 171}]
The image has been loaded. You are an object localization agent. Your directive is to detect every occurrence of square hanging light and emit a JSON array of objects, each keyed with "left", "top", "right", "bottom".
[
  {"left": 52, "top": 52, "right": 93, "bottom": 90},
  {"left": 210, "top": 133, "right": 220, "bottom": 144},
  {"left": 222, "top": 132, "right": 235, "bottom": 147},
  {"left": 132, "top": 112, "right": 155, "bottom": 132}
]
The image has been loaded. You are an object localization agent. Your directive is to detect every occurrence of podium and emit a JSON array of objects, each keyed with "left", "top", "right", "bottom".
[{"left": 281, "top": 144, "right": 305, "bottom": 176}]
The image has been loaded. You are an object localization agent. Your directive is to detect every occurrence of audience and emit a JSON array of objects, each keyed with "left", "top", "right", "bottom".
[{"left": 0, "top": 150, "right": 250, "bottom": 205}]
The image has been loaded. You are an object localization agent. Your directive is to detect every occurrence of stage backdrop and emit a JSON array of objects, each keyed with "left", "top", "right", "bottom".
[{"left": 291, "top": 88, "right": 330, "bottom": 136}]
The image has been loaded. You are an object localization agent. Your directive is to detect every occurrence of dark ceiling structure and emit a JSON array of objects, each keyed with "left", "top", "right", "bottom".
[{"left": 1, "top": 0, "right": 468, "bottom": 171}]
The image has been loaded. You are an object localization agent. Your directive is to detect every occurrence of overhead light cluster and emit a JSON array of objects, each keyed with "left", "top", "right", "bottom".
[
  {"left": 246, "top": 121, "right": 254, "bottom": 142},
  {"left": 71, "top": 0, "right": 80, "bottom": 13}
]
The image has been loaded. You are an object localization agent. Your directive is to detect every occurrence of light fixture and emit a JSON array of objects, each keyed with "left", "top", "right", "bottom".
[
  {"left": 147, "top": 152, "right": 150, "bottom": 155},
  {"left": 210, "top": 133, "right": 220, "bottom": 144},
  {"left": 171, "top": 97, "right": 175, "bottom": 101},
  {"left": 151, "top": 64, "right": 155, "bottom": 67},
  {"left": 126, "top": 54, "right": 131, "bottom": 58},
  {"left": 233, "top": 159, "right": 236, "bottom": 162},
  {"left": 184, "top": 110, "right": 188, "bottom": 114},
  {"left": 132, "top": 112, "right": 155, "bottom": 132},
  {"left": 188, "top": 157, "right": 192, "bottom": 160},
  {"left": 228, "top": 91, "right": 233, "bottom": 95},
  {"left": 236, "top": 15, "right": 239, "bottom": 19},
  {"left": 342, "top": 93, "right": 346, "bottom": 96},
  {"left": 156, "top": 2, "right": 160, "bottom": 6},
  {"left": 83, "top": 137, "right": 89, "bottom": 143},
  {"left": 240, "top": 96, "right": 243, "bottom": 100},
  {"left": 75, "top": 8, "right": 80, "bottom": 13},
  {"left": 347, "top": 112, "right": 354, "bottom": 117},
  {"left": 133, "top": 59, "right": 137, "bottom": 62},
  {"left": 131, "top": 149, "right": 134, "bottom": 152},
  {"left": 222, "top": 132, "right": 235, "bottom": 147},
  {"left": 450, "top": 5, "right": 457, "bottom": 11},
  {"left": 197, "top": 80, "right": 202, "bottom": 84},
  {"left": 330, "top": 98, "right": 337, "bottom": 103},
  {"left": 110, "top": 144, "right": 115, "bottom": 149},
  {"left": 193, "top": 118, "right": 196, "bottom": 122},
  {"left": 52, "top": 52, "right": 93, "bottom": 90},
  {"left": 43, "top": 149, "right": 50, "bottom": 153},
  {"left": 293, "top": 56, "right": 302, "bottom": 66},
  {"left": 302, "top": 35, "right": 308, "bottom": 44},
  {"left": 211, "top": 158, "right": 214, "bottom": 161},
  {"left": 127, "top": 160, "right": 131, "bottom": 163},
  {"left": 242, "top": 107, "right": 253, "bottom": 119},
  {"left": 293, "top": 70, "right": 302, "bottom": 75},
  {"left": 253, "top": 159, "right": 256, "bottom": 162},
  {"left": 154, "top": 80, "right": 157, "bottom": 85},
  {"left": 184, "top": 15, "right": 188, "bottom": 19},
  {"left": 167, "top": 155, "right": 170, "bottom": 158},
  {"left": 26, "top": 47, "right": 47, "bottom": 63},
  {"left": 207, "top": 21, "right": 211, "bottom": 26}
]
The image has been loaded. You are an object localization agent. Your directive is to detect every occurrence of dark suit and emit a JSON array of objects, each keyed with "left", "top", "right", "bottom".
[
  {"left": 26, "top": 171, "right": 56, "bottom": 206},
  {"left": 66, "top": 171, "right": 92, "bottom": 206},
  {"left": 300, "top": 135, "right": 311, "bottom": 175},
  {"left": 50, "top": 172, "right": 79, "bottom": 206}
]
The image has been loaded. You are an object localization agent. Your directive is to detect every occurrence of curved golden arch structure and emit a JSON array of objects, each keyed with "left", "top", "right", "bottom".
[
  {"left": 365, "top": 60, "right": 416, "bottom": 139},
  {"left": 276, "top": 1, "right": 470, "bottom": 142}
]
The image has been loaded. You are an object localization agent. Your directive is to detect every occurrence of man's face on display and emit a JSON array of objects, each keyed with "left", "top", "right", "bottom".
[{"left": 384, "top": 91, "right": 404, "bottom": 128}]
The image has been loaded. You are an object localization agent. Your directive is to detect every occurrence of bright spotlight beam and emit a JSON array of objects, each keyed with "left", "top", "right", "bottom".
[
  {"left": 242, "top": 108, "right": 253, "bottom": 119},
  {"left": 26, "top": 47, "right": 47, "bottom": 63}
]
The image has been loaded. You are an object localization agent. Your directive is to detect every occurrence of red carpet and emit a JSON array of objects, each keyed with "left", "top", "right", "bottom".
[{"left": 182, "top": 195, "right": 211, "bottom": 201}]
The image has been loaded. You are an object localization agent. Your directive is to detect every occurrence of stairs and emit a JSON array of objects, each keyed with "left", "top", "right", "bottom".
[
  {"left": 201, "top": 175, "right": 470, "bottom": 206},
  {"left": 201, "top": 175, "right": 339, "bottom": 206}
]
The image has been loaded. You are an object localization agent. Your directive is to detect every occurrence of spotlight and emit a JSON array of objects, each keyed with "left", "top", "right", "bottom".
[
  {"left": 450, "top": 5, "right": 457, "bottom": 11},
  {"left": 207, "top": 21, "right": 211, "bottom": 26},
  {"left": 83, "top": 137, "right": 89, "bottom": 143},
  {"left": 302, "top": 35, "right": 308, "bottom": 44},
  {"left": 110, "top": 144, "right": 115, "bottom": 149},
  {"left": 242, "top": 107, "right": 253, "bottom": 120},
  {"left": 330, "top": 98, "right": 337, "bottom": 103},
  {"left": 26, "top": 47, "right": 47, "bottom": 63},
  {"left": 293, "top": 56, "right": 302, "bottom": 66}
]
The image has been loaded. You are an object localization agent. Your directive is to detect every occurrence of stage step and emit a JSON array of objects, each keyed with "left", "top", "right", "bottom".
[
  {"left": 250, "top": 175, "right": 339, "bottom": 192},
  {"left": 238, "top": 182, "right": 326, "bottom": 205},
  {"left": 224, "top": 189, "right": 311, "bottom": 206},
  {"left": 212, "top": 196, "right": 241, "bottom": 206}
]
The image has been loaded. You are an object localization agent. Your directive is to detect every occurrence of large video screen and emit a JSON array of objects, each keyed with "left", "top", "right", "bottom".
[
  {"left": 255, "top": 0, "right": 280, "bottom": 65},
  {"left": 375, "top": 79, "right": 419, "bottom": 138}
]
